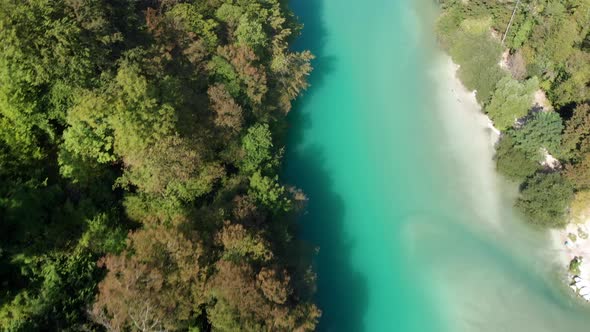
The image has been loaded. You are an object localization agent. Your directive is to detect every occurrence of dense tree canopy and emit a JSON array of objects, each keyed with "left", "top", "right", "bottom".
[{"left": 0, "top": 0, "right": 318, "bottom": 330}]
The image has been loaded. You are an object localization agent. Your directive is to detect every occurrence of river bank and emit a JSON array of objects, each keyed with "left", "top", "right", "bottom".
[
  {"left": 425, "top": 49, "right": 590, "bottom": 331},
  {"left": 445, "top": 47, "right": 590, "bottom": 303}
]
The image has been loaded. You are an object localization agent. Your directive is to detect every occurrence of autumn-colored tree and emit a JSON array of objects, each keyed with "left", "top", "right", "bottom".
[
  {"left": 92, "top": 226, "right": 204, "bottom": 331},
  {"left": 218, "top": 45, "right": 268, "bottom": 106},
  {"left": 208, "top": 83, "right": 244, "bottom": 132},
  {"left": 217, "top": 221, "right": 272, "bottom": 262}
]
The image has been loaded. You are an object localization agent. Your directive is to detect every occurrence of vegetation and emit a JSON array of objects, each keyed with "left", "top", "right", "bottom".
[
  {"left": 494, "top": 134, "right": 539, "bottom": 181},
  {"left": 445, "top": 26, "right": 506, "bottom": 103},
  {"left": 570, "top": 256, "right": 582, "bottom": 275},
  {"left": 0, "top": 0, "right": 319, "bottom": 330},
  {"left": 512, "top": 111, "right": 563, "bottom": 158},
  {"left": 437, "top": 0, "right": 590, "bottom": 227},
  {"left": 516, "top": 173, "right": 574, "bottom": 227},
  {"left": 486, "top": 76, "right": 538, "bottom": 130}
]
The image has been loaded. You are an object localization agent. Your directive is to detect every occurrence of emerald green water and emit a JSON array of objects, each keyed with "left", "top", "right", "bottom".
[{"left": 284, "top": 0, "right": 590, "bottom": 331}]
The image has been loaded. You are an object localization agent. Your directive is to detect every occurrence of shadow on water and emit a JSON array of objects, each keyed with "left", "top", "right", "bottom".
[
  {"left": 285, "top": 0, "right": 337, "bottom": 147},
  {"left": 283, "top": 0, "right": 368, "bottom": 332},
  {"left": 284, "top": 146, "right": 368, "bottom": 332},
  {"left": 290, "top": 0, "right": 336, "bottom": 83},
  {"left": 283, "top": 1, "right": 369, "bottom": 331}
]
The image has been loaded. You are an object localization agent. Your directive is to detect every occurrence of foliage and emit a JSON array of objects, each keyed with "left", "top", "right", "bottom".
[
  {"left": 450, "top": 31, "right": 506, "bottom": 104},
  {"left": 249, "top": 171, "right": 291, "bottom": 212},
  {"left": 566, "top": 154, "right": 590, "bottom": 190},
  {"left": 91, "top": 226, "right": 204, "bottom": 331},
  {"left": 561, "top": 104, "right": 590, "bottom": 162},
  {"left": 0, "top": 0, "right": 318, "bottom": 329},
  {"left": 241, "top": 123, "right": 277, "bottom": 174},
  {"left": 569, "top": 256, "right": 582, "bottom": 275},
  {"left": 512, "top": 112, "right": 563, "bottom": 159},
  {"left": 516, "top": 173, "right": 574, "bottom": 227},
  {"left": 495, "top": 134, "right": 539, "bottom": 181},
  {"left": 486, "top": 76, "right": 538, "bottom": 130}
]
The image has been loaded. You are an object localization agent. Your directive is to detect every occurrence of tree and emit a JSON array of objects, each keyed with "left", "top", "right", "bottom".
[
  {"left": 0, "top": 1, "right": 319, "bottom": 329},
  {"left": 495, "top": 134, "right": 539, "bottom": 181},
  {"left": 486, "top": 76, "right": 538, "bottom": 130},
  {"left": 92, "top": 226, "right": 204, "bottom": 331},
  {"left": 207, "top": 259, "right": 319, "bottom": 332},
  {"left": 561, "top": 103, "right": 590, "bottom": 162},
  {"left": 512, "top": 111, "right": 563, "bottom": 158},
  {"left": 217, "top": 221, "right": 272, "bottom": 262},
  {"left": 249, "top": 171, "right": 291, "bottom": 212},
  {"left": 270, "top": 51, "right": 314, "bottom": 113},
  {"left": 208, "top": 84, "right": 243, "bottom": 132},
  {"left": 218, "top": 45, "right": 268, "bottom": 106},
  {"left": 0, "top": 248, "right": 101, "bottom": 330},
  {"left": 449, "top": 31, "right": 505, "bottom": 104},
  {"left": 516, "top": 172, "right": 574, "bottom": 227},
  {"left": 552, "top": 50, "right": 590, "bottom": 107},
  {"left": 167, "top": 3, "right": 219, "bottom": 50},
  {"left": 241, "top": 124, "right": 276, "bottom": 174},
  {"left": 566, "top": 154, "right": 590, "bottom": 190},
  {"left": 236, "top": 14, "right": 267, "bottom": 50}
]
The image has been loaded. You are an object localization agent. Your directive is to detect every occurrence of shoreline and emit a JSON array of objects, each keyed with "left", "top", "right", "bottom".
[
  {"left": 551, "top": 221, "right": 590, "bottom": 301},
  {"left": 442, "top": 52, "right": 588, "bottom": 302}
]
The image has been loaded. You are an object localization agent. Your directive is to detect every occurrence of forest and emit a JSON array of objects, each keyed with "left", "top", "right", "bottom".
[
  {"left": 437, "top": 0, "right": 590, "bottom": 228},
  {"left": 0, "top": 0, "right": 319, "bottom": 330}
]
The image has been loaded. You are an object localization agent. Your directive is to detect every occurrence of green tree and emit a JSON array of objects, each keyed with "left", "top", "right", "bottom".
[
  {"left": 513, "top": 112, "right": 563, "bottom": 158},
  {"left": 236, "top": 14, "right": 267, "bottom": 50},
  {"left": 486, "top": 77, "right": 538, "bottom": 130},
  {"left": 516, "top": 172, "right": 574, "bottom": 227},
  {"left": 249, "top": 171, "right": 291, "bottom": 212},
  {"left": 241, "top": 124, "right": 276, "bottom": 174},
  {"left": 449, "top": 31, "right": 505, "bottom": 104},
  {"left": 495, "top": 134, "right": 539, "bottom": 181}
]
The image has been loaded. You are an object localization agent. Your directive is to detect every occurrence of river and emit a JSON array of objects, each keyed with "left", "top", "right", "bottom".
[{"left": 283, "top": 0, "right": 590, "bottom": 331}]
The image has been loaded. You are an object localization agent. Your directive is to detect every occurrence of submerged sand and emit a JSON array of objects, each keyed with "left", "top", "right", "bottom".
[{"left": 410, "top": 53, "right": 590, "bottom": 331}]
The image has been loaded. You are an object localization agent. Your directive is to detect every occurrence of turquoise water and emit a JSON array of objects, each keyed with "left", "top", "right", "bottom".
[{"left": 284, "top": 0, "right": 590, "bottom": 331}]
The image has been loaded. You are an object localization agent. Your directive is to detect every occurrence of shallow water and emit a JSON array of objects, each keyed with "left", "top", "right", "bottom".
[{"left": 283, "top": 0, "right": 590, "bottom": 331}]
